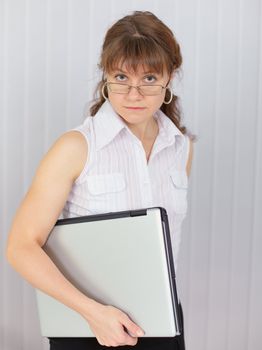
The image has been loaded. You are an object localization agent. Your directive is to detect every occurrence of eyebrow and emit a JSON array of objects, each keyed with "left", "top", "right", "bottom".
[{"left": 114, "top": 68, "right": 159, "bottom": 75}]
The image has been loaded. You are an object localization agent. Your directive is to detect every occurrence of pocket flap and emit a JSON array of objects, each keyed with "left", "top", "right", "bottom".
[
  {"left": 170, "top": 169, "right": 188, "bottom": 189},
  {"left": 86, "top": 173, "right": 126, "bottom": 195}
]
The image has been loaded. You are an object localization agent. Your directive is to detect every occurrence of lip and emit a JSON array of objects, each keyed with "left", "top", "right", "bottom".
[{"left": 124, "top": 107, "right": 146, "bottom": 110}]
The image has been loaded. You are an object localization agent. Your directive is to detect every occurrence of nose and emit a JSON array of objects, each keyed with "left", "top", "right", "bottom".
[{"left": 126, "top": 85, "right": 143, "bottom": 100}]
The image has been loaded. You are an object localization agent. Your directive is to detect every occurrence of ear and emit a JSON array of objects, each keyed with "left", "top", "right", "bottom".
[
  {"left": 102, "top": 72, "right": 107, "bottom": 81},
  {"left": 166, "top": 74, "right": 174, "bottom": 87},
  {"left": 170, "top": 69, "right": 176, "bottom": 80}
]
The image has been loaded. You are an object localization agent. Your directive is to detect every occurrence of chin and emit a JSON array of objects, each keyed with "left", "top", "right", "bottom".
[{"left": 120, "top": 112, "right": 148, "bottom": 124}]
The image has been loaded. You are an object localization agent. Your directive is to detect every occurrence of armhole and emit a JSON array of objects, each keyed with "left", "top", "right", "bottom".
[{"left": 72, "top": 129, "right": 91, "bottom": 185}]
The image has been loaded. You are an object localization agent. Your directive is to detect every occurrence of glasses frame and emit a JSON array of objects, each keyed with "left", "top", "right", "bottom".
[{"left": 105, "top": 81, "right": 168, "bottom": 96}]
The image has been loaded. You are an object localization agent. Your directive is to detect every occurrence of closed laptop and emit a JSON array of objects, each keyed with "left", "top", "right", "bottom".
[{"left": 36, "top": 207, "right": 182, "bottom": 337}]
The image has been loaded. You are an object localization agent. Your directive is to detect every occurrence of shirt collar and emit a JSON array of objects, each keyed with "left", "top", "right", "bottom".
[
  {"left": 154, "top": 108, "right": 184, "bottom": 144},
  {"left": 93, "top": 100, "right": 184, "bottom": 151}
]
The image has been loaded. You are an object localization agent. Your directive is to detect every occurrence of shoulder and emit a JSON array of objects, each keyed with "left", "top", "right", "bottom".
[
  {"left": 42, "top": 130, "right": 88, "bottom": 182},
  {"left": 186, "top": 137, "right": 194, "bottom": 178},
  {"left": 53, "top": 130, "right": 88, "bottom": 154}
]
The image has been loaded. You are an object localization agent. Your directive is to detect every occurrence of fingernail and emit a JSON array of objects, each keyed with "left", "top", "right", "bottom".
[{"left": 137, "top": 330, "right": 144, "bottom": 336}]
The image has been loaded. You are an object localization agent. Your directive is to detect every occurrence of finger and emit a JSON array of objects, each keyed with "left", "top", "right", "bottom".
[
  {"left": 122, "top": 316, "right": 145, "bottom": 337},
  {"left": 124, "top": 334, "right": 138, "bottom": 346},
  {"left": 122, "top": 325, "right": 135, "bottom": 337}
]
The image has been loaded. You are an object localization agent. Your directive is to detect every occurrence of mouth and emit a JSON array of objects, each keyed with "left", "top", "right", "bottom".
[{"left": 124, "top": 106, "right": 146, "bottom": 110}]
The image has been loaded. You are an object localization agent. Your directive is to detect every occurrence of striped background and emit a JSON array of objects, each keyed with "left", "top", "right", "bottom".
[{"left": 0, "top": 0, "right": 261, "bottom": 349}]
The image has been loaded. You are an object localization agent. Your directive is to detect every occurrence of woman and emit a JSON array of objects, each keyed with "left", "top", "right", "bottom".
[{"left": 6, "top": 10, "right": 194, "bottom": 350}]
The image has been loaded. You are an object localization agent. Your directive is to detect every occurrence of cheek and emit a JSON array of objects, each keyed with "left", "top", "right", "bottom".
[
  {"left": 150, "top": 95, "right": 165, "bottom": 110},
  {"left": 108, "top": 93, "right": 123, "bottom": 107}
]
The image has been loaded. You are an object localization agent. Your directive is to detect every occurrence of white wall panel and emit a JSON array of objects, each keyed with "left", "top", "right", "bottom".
[
  {"left": 226, "top": 1, "right": 261, "bottom": 350},
  {"left": 0, "top": 2, "right": 6, "bottom": 350},
  {"left": 2, "top": 1, "right": 25, "bottom": 350},
  {"left": 247, "top": 4, "right": 262, "bottom": 347},
  {"left": 205, "top": 1, "right": 240, "bottom": 348},
  {"left": 1, "top": 1, "right": 261, "bottom": 349}
]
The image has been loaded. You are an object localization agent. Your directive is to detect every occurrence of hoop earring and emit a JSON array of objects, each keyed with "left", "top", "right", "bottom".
[
  {"left": 163, "top": 87, "right": 173, "bottom": 104},
  {"left": 102, "top": 82, "right": 108, "bottom": 100}
]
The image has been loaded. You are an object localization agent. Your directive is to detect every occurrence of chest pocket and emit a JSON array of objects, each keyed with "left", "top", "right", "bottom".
[
  {"left": 85, "top": 173, "right": 127, "bottom": 213},
  {"left": 169, "top": 169, "right": 188, "bottom": 214}
]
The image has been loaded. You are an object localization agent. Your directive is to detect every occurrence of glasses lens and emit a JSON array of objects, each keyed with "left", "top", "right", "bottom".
[
  {"left": 139, "top": 85, "right": 163, "bottom": 96},
  {"left": 107, "top": 83, "right": 164, "bottom": 96},
  {"left": 107, "top": 83, "right": 129, "bottom": 94}
]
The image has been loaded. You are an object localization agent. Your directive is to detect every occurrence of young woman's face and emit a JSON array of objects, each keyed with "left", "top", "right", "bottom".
[{"left": 105, "top": 64, "right": 170, "bottom": 126}]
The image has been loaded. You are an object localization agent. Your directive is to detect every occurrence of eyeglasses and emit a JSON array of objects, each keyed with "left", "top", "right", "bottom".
[{"left": 104, "top": 82, "right": 167, "bottom": 96}]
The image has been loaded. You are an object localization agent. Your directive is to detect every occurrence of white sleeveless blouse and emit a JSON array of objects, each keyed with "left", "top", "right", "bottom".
[{"left": 62, "top": 100, "right": 190, "bottom": 269}]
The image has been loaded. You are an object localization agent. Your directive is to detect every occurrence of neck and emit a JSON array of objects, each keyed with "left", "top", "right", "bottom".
[{"left": 125, "top": 117, "right": 159, "bottom": 142}]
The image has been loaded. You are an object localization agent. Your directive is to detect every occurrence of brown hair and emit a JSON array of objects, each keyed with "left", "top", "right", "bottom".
[{"left": 90, "top": 11, "right": 195, "bottom": 140}]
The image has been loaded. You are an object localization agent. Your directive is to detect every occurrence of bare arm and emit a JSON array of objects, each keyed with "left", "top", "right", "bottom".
[
  {"left": 6, "top": 131, "right": 143, "bottom": 346},
  {"left": 186, "top": 138, "right": 194, "bottom": 177},
  {"left": 6, "top": 131, "right": 97, "bottom": 315}
]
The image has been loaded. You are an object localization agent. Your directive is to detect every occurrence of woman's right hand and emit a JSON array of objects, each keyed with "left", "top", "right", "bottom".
[{"left": 82, "top": 301, "right": 145, "bottom": 347}]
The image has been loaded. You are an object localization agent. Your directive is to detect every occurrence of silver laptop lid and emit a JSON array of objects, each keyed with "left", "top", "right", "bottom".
[{"left": 36, "top": 207, "right": 182, "bottom": 337}]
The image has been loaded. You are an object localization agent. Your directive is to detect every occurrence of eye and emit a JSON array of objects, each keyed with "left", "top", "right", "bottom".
[
  {"left": 144, "top": 75, "right": 157, "bottom": 84},
  {"left": 114, "top": 74, "right": 127, "bottom": 82}
]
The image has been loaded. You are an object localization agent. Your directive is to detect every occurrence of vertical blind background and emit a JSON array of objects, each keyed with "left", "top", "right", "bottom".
[{"left": 0, "top": 0, "right": 261, "bottom": 349}]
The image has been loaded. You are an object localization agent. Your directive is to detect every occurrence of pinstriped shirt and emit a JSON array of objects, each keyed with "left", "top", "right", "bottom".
[{"left": 62, "top": 100, "right": 190, "bottom": 268}]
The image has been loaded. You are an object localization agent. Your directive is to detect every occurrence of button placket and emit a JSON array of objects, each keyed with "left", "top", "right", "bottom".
[{"left": 135, "top": 142, "right": 153, "bottom": 205}]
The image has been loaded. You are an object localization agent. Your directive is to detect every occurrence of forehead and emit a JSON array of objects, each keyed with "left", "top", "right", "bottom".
[{"left": 108, "top": 62, "right": 167, "bottom": 77}]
